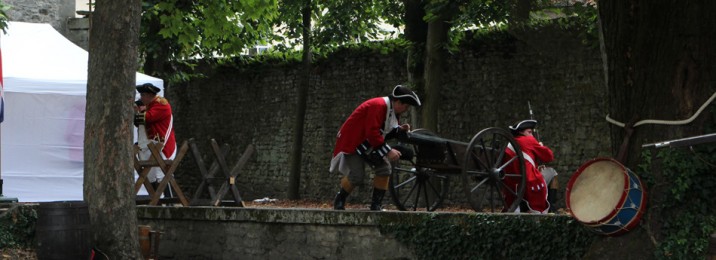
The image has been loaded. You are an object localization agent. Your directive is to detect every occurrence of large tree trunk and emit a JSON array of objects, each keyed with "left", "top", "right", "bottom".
[
  {"left": 600, "top": 0, "right": 716, "bottom": 167},
  {"left": 585, "top": 1, "right": 716, "bottom": 258},
  {"left": 288, "top": 0, "right": 312, "bottom": 199},
  {"left": 403, "top": 0, "right": 428, "bottom": 126},
  {"left": 85, "top": 1, "right": 143, "bottom": 258},
  {"left": 422, "top": 6, "right": 455, "bottom": 131}
]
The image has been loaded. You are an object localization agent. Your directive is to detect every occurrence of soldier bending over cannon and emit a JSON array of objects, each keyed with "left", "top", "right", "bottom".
[{"left": 330, "top": 85, "right": 421, "bottom": 211}]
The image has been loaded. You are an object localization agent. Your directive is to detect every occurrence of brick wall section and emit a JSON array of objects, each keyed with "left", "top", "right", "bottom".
[{"left": 167, "top": 27, "right": 610, "bottom": 207}]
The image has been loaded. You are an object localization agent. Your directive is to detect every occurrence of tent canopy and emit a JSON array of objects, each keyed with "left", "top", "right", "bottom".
[
  {"left": 1, "top": 21, "right": 164, "bottom": 202},
  {"left": 3, "top": 22, "right": 162, "bottom": 94}
]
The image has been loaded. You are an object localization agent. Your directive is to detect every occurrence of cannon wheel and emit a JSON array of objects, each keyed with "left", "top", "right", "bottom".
[
  {"left": 461, "top": 127, "right": 526, "bottom": 212},
  {"left": 389, "top": 129, "right": 450, "bottom": 211}
]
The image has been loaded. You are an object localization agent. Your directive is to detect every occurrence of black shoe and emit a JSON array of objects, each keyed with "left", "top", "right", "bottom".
[
  {"left": 369, "top": 189, "right": 386, "bottom": 211},
  {"left": 333, "top": 189, "right": 349, "bottom": 210}
]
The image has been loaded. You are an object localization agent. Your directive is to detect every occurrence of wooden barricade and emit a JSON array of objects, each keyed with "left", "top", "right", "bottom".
[
  {"left": 189, "top": 138, "right": 255, "bottom": 207},
  {"left": 133, "top": 141, "right": 190, "bottom": 206}
]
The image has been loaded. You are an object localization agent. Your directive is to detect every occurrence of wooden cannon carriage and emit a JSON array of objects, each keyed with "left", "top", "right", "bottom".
[{"left": 388, "top": 128, "right": 527, "bottom": 212}]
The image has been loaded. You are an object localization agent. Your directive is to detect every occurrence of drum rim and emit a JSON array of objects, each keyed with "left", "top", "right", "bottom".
[
  {"left": 566, "top": 157, "right": 630, "bottom": 224},
  {"left": 595, "top": 174, "right": 648, "bottom": 236}
]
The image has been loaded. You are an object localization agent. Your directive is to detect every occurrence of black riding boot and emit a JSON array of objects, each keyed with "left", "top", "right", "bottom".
[
  {"left": 333, "top": 188, "right": 350, "bottom": 210},
  {"left": 369, "top": 189, "right": 386, "bottom": 211}
]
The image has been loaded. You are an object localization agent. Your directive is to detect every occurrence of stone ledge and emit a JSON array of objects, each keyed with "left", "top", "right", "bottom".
[{"left": 137, "top": 205, "right": 561, "bottom": 225}]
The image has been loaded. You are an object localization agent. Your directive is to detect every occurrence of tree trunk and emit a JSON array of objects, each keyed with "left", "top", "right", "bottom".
[
  {"left": 142, "top": 6, "right": 167, "bottom": 79},
  {"left": 288, "top": 0, "right": 312, "bottom": 199},
  {"left": 422, "top": 7, "right": 455, "bottom": 131},
  {"left": 585, "top": 1, "right": 716, "bottom": 258},
  {"left": 403, "top": 0, "right": 428, "bottom": 126},
  {"left": 85, "top": 1, "right": 143, "bottom": 258},
  {"left": 510, "top": 0, "right": 531, "bottom": 24},
  {"left": 599, "top": 0, "right": 716, "bottom": 167}
]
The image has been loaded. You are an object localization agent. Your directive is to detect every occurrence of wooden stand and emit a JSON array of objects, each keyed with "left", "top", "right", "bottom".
[
  {"left": 134, "top": 141, "right": 190, "bottom": 206},
  {"left": 189, "top": 138, "right": 254, "bottom": 207}
]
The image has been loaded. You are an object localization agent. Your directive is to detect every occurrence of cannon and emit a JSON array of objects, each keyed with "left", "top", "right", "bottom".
[{"left": 388, "top": 128, "right": 527, "bottom": 212}]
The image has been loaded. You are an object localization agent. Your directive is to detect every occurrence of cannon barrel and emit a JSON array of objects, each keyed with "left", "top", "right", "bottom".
[
  {"left": 396, "top": 131, "right": 469, "bottom": 170},
  {"left": 397, "top": 131, "right": 454, "bottom": 146}
]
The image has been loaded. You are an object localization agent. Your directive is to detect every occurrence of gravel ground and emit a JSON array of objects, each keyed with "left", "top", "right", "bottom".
[
  {"left": 1, "top": 248, "right": 36, "bottom": 260},
  {"left": 244, "top": 198, "right": 478, "bottom": 212}
]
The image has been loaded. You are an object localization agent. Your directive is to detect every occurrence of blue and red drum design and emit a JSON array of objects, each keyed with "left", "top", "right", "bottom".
[{"left": 566, "top": 158, "right": 647, "bottom": 236}]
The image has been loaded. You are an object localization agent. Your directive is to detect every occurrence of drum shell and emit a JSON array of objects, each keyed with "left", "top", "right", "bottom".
[{"left": 566, "top": 158, "right": 647, "bottom": 236}]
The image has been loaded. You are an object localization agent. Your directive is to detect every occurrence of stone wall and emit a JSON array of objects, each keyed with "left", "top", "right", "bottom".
[
  {"left": 3, "top": 0, "right": 89, "bottom": 50},
  {"left": 167, "top": 26, "right": 611, "bottom": 209},
  {"left": 3, "top": 0, "right": 74, "bottom": 33},
  {"left": 136, "top": 206, "right": 566, "bottom": 259}
]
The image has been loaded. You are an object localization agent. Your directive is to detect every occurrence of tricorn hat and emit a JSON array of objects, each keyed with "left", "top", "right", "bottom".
[
  {"left": 136, "top": 83, "right": 161, "bottom": 94},
  {"left": 509, "top": 119, "right": 537, "bottom": 133},
  {"left": 390, "top": 85, "right": 421, "bottom": 107}
]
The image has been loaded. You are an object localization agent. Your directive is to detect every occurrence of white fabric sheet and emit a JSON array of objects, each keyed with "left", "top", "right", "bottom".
[{"left": 1, "top": 22, "right": 164, "bottom": 202}]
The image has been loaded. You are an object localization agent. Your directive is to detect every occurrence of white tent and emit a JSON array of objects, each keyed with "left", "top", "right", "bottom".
[{"left": 1, "top": 22, "right": 163, "bottom": 202}]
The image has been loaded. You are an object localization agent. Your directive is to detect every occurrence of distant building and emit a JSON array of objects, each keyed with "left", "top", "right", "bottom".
[{"left": 4, "top": 0, "right": 89, "bottom": 50}]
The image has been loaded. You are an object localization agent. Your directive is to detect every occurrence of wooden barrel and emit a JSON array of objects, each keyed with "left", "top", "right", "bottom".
[{"left": 35, "top": 201, "right": 91, "bottom": 260}]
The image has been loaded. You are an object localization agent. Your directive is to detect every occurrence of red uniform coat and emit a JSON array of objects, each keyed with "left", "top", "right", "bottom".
[
  {"left": 144, "top": 96, "right": 176, "bottom": 158},
  {"left": 503, "top": 135, "right": 554, "bottom": 213},
  {"left": 333, "top": 97, "right": 393, "bottom": 157}
]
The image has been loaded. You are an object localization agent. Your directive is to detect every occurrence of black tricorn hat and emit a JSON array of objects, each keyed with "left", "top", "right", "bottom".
[
  {"left": 509, "top": 119, "right": 537, "bottom": 134},
  {"left": 136, "top": 83, "right": 161, "bottom": 94},
  {"left": 390, "top": 85, "right": 421, "bottom": 107}
]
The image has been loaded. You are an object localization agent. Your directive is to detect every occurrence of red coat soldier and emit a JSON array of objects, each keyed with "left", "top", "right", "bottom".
[
  {"left": 503, "top": 119, "right": 554, "bottom": 213},
  {"left": 134, "top": 83, "right": 176, "bottom": 197},
  {"left": 330, "top": 85, "right": 421, "bottom": 210}
]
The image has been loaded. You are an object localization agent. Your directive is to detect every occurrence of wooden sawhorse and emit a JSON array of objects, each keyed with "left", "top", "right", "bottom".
[
  {"left": 189, "top": 138, "right": 255, "bottom": 207},
  {"left": 134, "top": 140, "right": 190, "bottom": 206}
]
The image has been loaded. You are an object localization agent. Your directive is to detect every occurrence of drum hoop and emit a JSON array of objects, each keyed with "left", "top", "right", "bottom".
[
  {"left": 596, "top": 175, "right": 649, "bottom": 236},
  {"left": 566, "top": 157, "right": 631, "bottom": 224}
]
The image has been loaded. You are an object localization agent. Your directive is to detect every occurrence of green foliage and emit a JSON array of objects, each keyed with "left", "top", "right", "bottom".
[
  {"left": 215, "top": 38, "right": 409, "bottom": 71},
  {"left": 139, "top": 0, "right": 279, "bottom": 83},
  {"left": 637, "top": 112, "right": 716, "bottom": 258},
  {"left": 380, "top": 214, "right": 595, "bottom": 259},
  {"left": 532, "top": 3, "right": 599, "bottom": 47},
  {"left": 443, "top": 1, "right": 509, "bottom": 53},
  {"left": 0, "top": 2, "right": 10, "bottom": 33},
  {"left": 147, "top": 0, "right": 599, "bottom": 85},
  {"left": 0, "top": 206, "right": 37, "bottom": 248},
  {"left": 272, "top": 0, "right": 396, "bottom": 52}
]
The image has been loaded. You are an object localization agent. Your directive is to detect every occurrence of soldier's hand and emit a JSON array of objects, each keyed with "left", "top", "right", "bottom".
[
  {"left": 387, "top": 149, "right": 402, "bottom": 161},
  {"left": 399, "top": 124, "right": 411, "bottom": 132},
  {"left": 134, "top": 113, "right": 146, "bottom": 126}
]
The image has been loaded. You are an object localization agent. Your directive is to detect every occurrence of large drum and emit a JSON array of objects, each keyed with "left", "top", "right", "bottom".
[{"left": 566, "top": 158, "right": 647, "bottom": 236}]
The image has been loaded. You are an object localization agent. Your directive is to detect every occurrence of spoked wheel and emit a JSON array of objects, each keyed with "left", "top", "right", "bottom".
[
  {"left": 461, "top": 127, "right": 526, "bottom": 212},
  {"left": 388, "top": 129, "right": 450, "bottom": 211}
]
